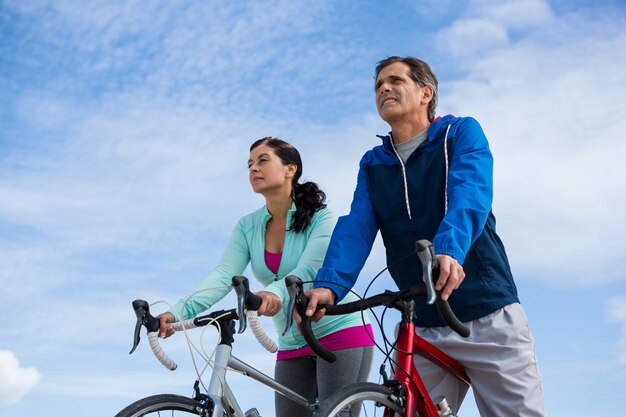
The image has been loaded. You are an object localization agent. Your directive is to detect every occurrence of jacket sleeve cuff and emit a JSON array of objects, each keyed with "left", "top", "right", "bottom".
[
  {"left": 433, "top": 246, "right": 465, "bottom": 264},
  {"left": 313, "top": 268, "right": 349, "bottom": 302}
]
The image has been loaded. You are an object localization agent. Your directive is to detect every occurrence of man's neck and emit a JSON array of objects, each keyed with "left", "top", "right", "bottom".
[{"left": 390, "top": 119, "right": 430, "bottom": 144}]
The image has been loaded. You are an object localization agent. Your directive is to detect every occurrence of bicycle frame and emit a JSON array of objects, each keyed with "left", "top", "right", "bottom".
[
  {"left": 201, "top": 316, "right": 316, "bottom": 417},
  {"left": 127, "top": 277, "right": 319, "bottom": 417},
  {"left": 284, "top": 240, "right": 473, "bottom": 417},
  {"left": 390, "top": 306, "right": 470, "bottom": 417}
]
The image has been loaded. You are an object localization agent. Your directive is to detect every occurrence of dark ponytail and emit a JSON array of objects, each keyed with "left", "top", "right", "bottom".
[
  {"left": 292, "top": 181, "right": 327, "bottom": 233},
  {"left": 250, "top": 137, "right": 327, "bottom": 233}
]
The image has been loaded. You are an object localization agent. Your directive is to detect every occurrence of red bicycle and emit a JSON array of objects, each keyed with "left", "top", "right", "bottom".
[{"left": 285, "top": 240, "right": 471, "bottom": 417}]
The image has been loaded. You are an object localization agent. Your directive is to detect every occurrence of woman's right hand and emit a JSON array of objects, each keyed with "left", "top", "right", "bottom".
[
  {"left": 157, "top": 312, "right": 176, "bottom": 338},
  {"left": 255, "top": 291, "right": 282, "bottom": 316}
]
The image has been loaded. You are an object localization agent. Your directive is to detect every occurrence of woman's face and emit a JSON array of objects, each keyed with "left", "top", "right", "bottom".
[{"left": 247, "top": 144, "right": 296, "bottom": 195}]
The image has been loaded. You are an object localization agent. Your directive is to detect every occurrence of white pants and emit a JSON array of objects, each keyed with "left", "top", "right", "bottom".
[{"left": 413, "top": 303, "right": 547, "bottom": 417}]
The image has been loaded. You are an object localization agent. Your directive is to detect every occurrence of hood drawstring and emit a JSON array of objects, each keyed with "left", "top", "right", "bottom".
[
  {"left": 443, "top": 124, "right": 451, "bottom": 215},
  {"left": 389, "top": 124, "right": 452, "bottom": 221}
]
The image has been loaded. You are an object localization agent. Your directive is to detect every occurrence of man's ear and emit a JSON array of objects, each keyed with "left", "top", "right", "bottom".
[{"left": 422, "top": 85, "right": 434, "bottom": 104}]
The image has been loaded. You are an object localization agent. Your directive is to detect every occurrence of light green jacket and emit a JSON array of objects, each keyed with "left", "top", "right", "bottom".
[{"left": 171, "top": 203, "right": 369, "bottom": 351}]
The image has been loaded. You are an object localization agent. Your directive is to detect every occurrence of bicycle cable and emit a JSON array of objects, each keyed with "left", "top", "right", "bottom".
[
  {"left": 151, "top": 285, "right": 235, "bottom": 394},
  {"left": 295, "top": 248, "right": 412, "bottom": 347},
  {"left": 298, "top": 281, "right": 426, "bottom": 397},
  {"left": 303, "top": 247, "right": 429, "bottom": 396}
]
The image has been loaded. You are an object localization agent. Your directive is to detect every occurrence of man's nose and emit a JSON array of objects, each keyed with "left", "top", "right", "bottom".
[
  {"left": 379, "top": 82, "right": 391, "bottom": 93},
  {"left": 382, "top": 84, "right": 391, "bottom": 92}
]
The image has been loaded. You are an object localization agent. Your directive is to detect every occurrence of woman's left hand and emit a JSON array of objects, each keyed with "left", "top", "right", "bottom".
[{"left": 255, "top": 291, "right": 283, "bottom": 316}]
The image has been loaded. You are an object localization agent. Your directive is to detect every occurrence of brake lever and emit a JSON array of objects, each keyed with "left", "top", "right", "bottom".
[
  {"left": 232, "top": 275, "right": 263, "bottom": 334},
  {"left": 416, "top": 239, "right": 437, "bottom": 305},
  {"left": 416, "top": 240, "right": 470, "bottom": 337},
  {"left": 232, "top": 275, "right": 253, "bottom": 333},
  {"left": 129, "top": 299, "right": 160, "bottom": 354},
  {"left": 129, "top": 320, "right": 142, "bottom": 355},
  {"left": 283, "top": 275, "right": 303, "bottom": 336}
]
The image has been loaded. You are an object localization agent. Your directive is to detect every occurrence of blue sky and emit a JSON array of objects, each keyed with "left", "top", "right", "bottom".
[{"left": 1, "top": 0, "right": 625, "bottom": 416}]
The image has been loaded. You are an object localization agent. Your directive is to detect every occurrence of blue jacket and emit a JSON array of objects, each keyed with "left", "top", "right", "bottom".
[{"left": 316, "top": 115, "right": 519, "bottom": 327}]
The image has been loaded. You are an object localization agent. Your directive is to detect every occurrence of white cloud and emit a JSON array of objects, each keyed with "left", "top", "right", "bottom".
[
  {"left": 608, "top": 296, "right": 626, "bottom": 321},
  {"left": 0, "top": 0, "right": 372, "bottom": 268},
  {"left": 436, "top": 1, "right": 626, "bottom": 286},
  {"left": 437, "top": 18, "right": 509, "bottom": 58},
  {"left": 471, "top": 0, "right": 554, "bottom": 30},
  {"left": 608, "top": 296, "right": 626, "bottom": 364},
  {"left": 3, "top": 0, "right": 363, "bottom": 124},
  {"left": 0, "top": 351, "right": 41, "bottom": 409},
  {"left": 434, "top": 0, "right": 554, "bottom": 58}
]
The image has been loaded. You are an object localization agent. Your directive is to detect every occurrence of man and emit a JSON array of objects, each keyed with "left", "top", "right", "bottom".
[{"left": 303, "top": 56, "right": 546, "bottom": 416}]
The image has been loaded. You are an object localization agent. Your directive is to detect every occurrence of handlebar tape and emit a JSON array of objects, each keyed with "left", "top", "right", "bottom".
[{"left": 247, "top": 310, "right": 278, "bottom": 353}]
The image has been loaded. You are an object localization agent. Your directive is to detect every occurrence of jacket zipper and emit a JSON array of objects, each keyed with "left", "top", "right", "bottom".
[
  {"left": 443, "top": 125, "right": 451, "bottom": 215},
  {"left": 262, "top": 211, "right": 281, "bottom": 281},
  {"left": 388, "top": 136, "right": 413, "bottom": 220},
  {"left": 388, "top": 125, "right": 452, "bottom": 221}
]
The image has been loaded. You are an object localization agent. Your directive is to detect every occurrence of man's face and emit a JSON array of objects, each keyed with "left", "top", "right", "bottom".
[{"left": 375, "top": 62, "right": 428, "bottom": 125}]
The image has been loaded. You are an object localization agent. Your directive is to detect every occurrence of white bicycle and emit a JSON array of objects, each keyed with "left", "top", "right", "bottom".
[{"left": 115, "top": 276, "right": 319, "bottom": 417}]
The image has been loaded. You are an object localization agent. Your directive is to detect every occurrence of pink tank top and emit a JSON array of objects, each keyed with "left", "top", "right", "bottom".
[
  {"left": 265, "top": 250, "right": 374, "bottom": 360},
  {"left": 265, "top": 250, "right": 282, "bottom": 274}
]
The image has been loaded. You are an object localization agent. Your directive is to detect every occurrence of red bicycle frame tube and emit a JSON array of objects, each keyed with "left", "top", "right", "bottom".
[{"left": 392, "top": 321, "right": 470, "bottom": 417}]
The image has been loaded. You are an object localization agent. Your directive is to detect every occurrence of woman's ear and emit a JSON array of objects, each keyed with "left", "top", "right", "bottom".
[{"left": 285, "top": 164, "right": 297, "bottom": 178}]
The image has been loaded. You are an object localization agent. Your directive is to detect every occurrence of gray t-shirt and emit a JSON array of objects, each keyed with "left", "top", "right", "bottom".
[{"left": 393, "top": 129, "right": 428, "bottom": 163}]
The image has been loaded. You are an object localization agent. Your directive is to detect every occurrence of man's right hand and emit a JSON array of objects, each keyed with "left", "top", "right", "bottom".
[
  {"left": 435, "top": 254, "right": 465, "bottom": 301},
  {"left": 157, "top": 312, "right": 176, "bottom": 339},
  {"left": 293, "top": 288, "right": 336, "bottom": 331}
]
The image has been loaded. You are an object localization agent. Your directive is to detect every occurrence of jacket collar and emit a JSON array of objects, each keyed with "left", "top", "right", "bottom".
[
  {"left": 262, "top": 201, "right": 297, "bottom": 222},
  {"left": 377, "top": 114, "right": 457, "bottom": 148}
]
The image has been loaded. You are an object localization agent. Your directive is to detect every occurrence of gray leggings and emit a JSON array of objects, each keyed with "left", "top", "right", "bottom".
[{"left": 274, "top": 346, "right": 374, "bottom": 417}]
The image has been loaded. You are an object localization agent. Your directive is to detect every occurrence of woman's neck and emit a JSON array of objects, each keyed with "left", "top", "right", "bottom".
[{"left": 264, "top": 187, "right": 293, "bottom": 219}]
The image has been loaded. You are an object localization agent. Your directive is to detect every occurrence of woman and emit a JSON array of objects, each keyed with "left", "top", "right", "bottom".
[{"left": 157, "top": 137, "right": 374, "bottom": 416}]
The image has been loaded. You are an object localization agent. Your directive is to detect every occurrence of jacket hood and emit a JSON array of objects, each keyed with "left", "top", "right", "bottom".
[{"left": 428, "top": 114, "right": 457, "bottom": 142}]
